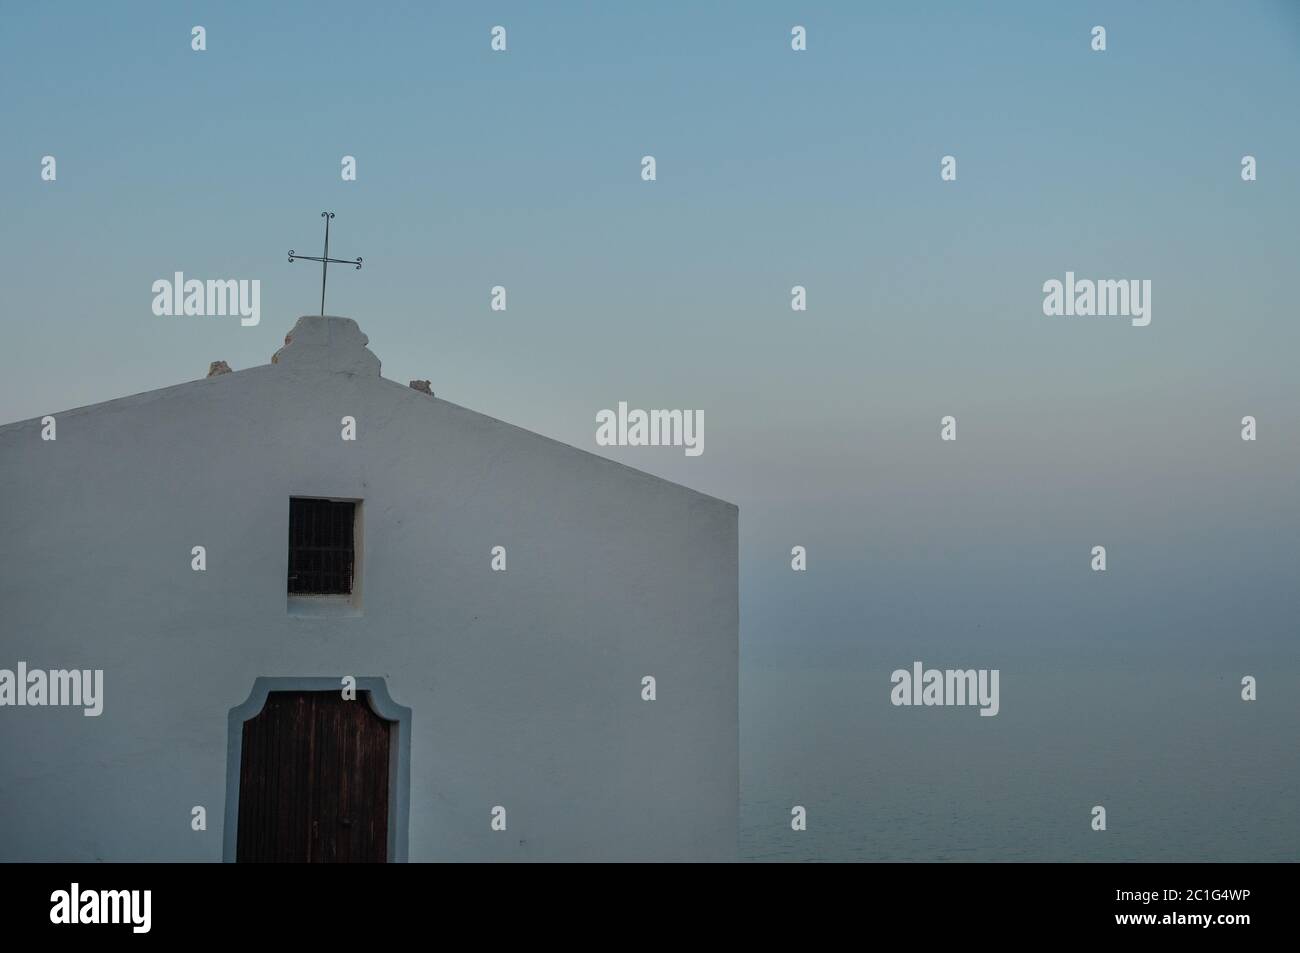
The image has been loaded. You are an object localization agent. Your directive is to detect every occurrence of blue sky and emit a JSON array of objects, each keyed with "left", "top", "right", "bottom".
[{"left": 3, "top": 2, "right": 1298, "bottom": 665}]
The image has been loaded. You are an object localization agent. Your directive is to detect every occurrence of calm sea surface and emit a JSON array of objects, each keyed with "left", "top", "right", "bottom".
[{"left": 740, "top": 665, "right": 1299, "bottom": 862}]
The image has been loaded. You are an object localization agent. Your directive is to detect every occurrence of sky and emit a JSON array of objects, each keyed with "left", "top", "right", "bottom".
[{"left": 3, "top": 1, "right": 1298, "bottom": 669}]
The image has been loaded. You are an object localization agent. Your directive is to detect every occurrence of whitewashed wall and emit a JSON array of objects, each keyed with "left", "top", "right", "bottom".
[{"left": 0, "top": 317, "right": 738, "bottom": 861}]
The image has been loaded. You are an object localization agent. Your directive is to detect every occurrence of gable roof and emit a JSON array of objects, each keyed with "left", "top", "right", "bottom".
[{"left": 0, "top": 315, "right": 735, "bottom": 510}]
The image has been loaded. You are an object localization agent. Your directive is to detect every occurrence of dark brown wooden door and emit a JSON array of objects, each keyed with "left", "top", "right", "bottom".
[{"left": 236, "top": 690, "right": 392, "bottom": 862}]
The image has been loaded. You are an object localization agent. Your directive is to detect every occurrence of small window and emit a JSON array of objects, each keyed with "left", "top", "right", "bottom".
[{"left": 288, "top": 498, "right": 356, "bottom": 595}]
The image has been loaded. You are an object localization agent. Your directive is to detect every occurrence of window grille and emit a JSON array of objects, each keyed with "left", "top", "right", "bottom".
[{"left": 287, "top": 498, "right": 356, "bottom": 595}]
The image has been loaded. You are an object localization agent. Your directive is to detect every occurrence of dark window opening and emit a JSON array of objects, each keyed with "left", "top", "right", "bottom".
[{"left": 288, "top": 498, "right": 356, "bottom": 595}]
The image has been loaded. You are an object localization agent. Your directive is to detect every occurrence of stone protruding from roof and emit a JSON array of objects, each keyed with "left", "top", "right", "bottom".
[
  {"left": 207, "top": 360, "right": 233, "bottom": 378},
  {"left": 409, "top": 379, "right": 433, "bottom": 396},
  {"left": 271, "top": 315, "right": 381, "bottom": 376}
]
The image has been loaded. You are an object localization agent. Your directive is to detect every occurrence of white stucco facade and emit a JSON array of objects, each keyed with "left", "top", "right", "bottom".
[{"left": 0, "top": 316, "right": 738, "bottom": 862}]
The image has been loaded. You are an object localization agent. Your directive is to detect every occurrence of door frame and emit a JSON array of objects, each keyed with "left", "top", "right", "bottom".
[{"left": 223, "top": 676, "right": 412, "bottom": 862}]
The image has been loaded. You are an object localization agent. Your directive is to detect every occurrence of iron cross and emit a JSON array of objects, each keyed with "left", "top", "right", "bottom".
[{"left": 288, "top": 212, "right": 362, "bottom": 315}]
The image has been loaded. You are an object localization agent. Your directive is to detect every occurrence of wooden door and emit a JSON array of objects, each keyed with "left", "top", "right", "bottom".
[{"left": 236, "top": 690, "right": 392, "bottom": 862}]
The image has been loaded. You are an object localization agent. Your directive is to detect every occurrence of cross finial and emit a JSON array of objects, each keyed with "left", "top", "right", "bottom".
[{"left": 288, "top": 212, "right": 363, "bottom": 315}]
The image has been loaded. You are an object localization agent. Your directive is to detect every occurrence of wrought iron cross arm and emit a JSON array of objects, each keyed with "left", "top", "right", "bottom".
[{"left": 289, "top": 252, "right": 363, "bottom": 270}]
